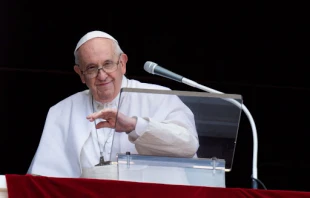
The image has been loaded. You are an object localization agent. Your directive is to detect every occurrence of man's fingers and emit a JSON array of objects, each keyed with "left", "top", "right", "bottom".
[
  {"left": 86, "top": 110, "right": 105, "bottom": 120},
  {"left": 96, "top": 121, "right": 114, "bottom": 129},
  {"left": 87, "top": 109, "right": 117, "bottom": 121}
]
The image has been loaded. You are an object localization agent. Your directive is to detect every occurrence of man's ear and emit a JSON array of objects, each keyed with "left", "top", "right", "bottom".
[
  {"left": 74, "top": 65, "right": 86, "bottom": 84},
  {"left": 120, "top": 53, "right": 128, "bottom": 75}
]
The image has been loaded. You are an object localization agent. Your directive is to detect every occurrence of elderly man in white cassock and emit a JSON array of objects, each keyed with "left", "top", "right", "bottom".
[{"left": 27, "top": 30, "right": 199, "bottom": 178}]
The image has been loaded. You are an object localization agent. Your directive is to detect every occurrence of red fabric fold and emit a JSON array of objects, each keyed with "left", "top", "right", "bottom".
[{"left": 5, "top": 174, "right": 310, "bottom": 198}]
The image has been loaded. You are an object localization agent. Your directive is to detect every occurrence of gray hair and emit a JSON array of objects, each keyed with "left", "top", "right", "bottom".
[{"left": 74, "top": 39, "right": 124, "bottom": 65}]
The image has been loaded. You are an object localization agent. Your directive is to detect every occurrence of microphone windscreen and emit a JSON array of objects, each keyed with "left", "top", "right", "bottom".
[{"left": 144, "top": 61, "right": 158, "bottom": 74}]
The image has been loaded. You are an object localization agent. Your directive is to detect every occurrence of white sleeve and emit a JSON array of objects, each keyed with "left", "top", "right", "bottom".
[
  {"left": 27, "top": 102, "right": 85, "bottom": 178},
  {"left": 127, "top": 116, "right": 148, "bottom": 140},
  {"left": 27, "top": 107, "right": 74, "bottom": 177},
  {"left": 128, "top": 117, "right": 199, "bottom": 158}
]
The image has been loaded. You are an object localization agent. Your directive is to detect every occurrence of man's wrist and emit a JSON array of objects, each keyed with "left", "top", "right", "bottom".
[{"left": 126, "top": 116, "right": 137, "bottom": 134}]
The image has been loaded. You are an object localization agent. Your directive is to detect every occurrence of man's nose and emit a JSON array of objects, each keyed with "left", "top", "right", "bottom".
[{"left": 97, "top": 67, "right": 108, "bottom": 79}]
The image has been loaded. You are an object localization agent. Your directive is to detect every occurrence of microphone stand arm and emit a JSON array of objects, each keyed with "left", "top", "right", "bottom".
[{"left": 182, "top": 78, "right": 258, "bottom": 189}]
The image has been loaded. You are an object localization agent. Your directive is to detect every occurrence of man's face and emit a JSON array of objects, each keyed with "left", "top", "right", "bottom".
[{"left": 74, "top": 38, "right": 127, "bottom": 103}]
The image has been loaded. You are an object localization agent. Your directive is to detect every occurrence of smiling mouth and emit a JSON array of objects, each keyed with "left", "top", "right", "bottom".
[{"left": 97, "top": 82, "right": 111, "bottom": 86}]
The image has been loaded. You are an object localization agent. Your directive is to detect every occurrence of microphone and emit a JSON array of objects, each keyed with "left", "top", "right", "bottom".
[
  {"left": 144, "top": 61, "right": 259, "bottom": 189},
  {"left": 144, "top": 61, "right": 222, "bottom": 94},
  {"left": 144, "top": 61, "right": 183, "bottom": 82}
]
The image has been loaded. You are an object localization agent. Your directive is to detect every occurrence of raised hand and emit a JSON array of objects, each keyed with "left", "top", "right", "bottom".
[{"left": 86, "top": 108, "right": 137, "bottom": 133}]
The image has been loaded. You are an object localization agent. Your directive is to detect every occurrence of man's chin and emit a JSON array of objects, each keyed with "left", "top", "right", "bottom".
[{"left": 96, "top": 92, "right": 114, "bottom": 103}]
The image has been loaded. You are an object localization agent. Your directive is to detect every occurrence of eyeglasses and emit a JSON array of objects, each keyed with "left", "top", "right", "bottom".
[{"left": 80, "top": 54, "right": 122, "bottom": 79}]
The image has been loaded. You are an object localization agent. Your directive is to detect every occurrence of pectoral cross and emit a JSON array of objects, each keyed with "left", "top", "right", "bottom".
[{"left": 95, "top": 156, "right": 112, "bottom": 166}]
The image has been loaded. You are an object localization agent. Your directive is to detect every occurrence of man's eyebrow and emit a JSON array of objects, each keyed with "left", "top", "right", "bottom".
[
  {"left": 85, "top": 59, "right": 113, "bottom": 68},
  {"left": 103, "top": 59, "right": 113, "bottom": 63},
  {"left": 85, "top": 63, "right": 96, "bottom": 68}
]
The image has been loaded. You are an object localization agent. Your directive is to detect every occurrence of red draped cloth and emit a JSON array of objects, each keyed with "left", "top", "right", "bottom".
[{"left": 5, "top": 174, "right": 310, "bottom": 198}]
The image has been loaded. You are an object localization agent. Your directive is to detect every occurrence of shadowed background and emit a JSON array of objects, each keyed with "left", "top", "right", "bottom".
[{"left": 1, "top": 1, "right": 309, "bottom": 191}]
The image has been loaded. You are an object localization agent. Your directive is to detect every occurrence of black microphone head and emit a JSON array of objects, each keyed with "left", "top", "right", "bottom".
[{"left": 144, "top": 61, "right": 158, "bottom": 74}]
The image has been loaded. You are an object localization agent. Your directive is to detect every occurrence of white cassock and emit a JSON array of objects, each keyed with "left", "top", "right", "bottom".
[{"left": 27, "top": 76, "right": 199, "bottom": 178}]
